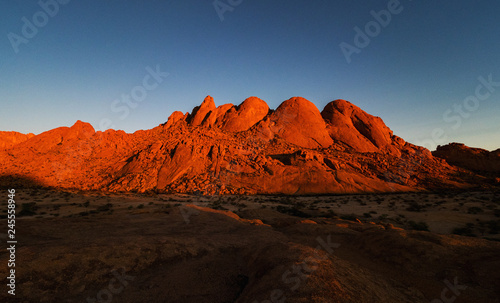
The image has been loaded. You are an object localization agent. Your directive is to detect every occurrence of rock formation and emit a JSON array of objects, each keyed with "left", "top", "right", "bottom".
[
  {"left": 321, "top": 99, "right": 404, "bottom": 155},
  {"left": 220, "top": 96, "right": 269, "bottom": 132},
  {"left": 0, "top": 131, "right": 35, "bottom": 150},
  {"left": 0, "top": 96, "right": 494, "bottom": 193},
  {"left": 188, "top": 95, "right": 216, "bottom": 126},
  {"left": 264, "top": 97, "right": 333, "bottom": 149},
  {"left": 433, "top": 143, "right": 500, "bottom": 176}
]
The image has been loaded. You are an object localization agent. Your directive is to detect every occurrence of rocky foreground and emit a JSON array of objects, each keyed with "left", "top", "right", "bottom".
[
  {"left": 0, "top": 96, "right": 497, "bottom": 194},
  {"left": 0, "top": 189, "right": 499, "bottom": 303}
]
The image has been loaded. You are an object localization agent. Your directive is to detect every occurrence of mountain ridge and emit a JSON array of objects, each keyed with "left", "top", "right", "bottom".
[
  {"left": 0, "top": 96, "right": 495, "bottom": 193},
  {"left": 0, "top": 130, "right": 35, "bottom": 150}
]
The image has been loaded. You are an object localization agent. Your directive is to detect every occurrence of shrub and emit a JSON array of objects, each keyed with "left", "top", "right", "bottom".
[
  {"left": 208, "top": 201, "right": 227, "bottom": 211},
  {"left": 96, "top": 203, "right": 113, "bottom": 212},
  {"left": 406, "top": 202, "right": 424, "bottom": 212},
  {"left": 324, "top": 209, "right": 337, "bottom": 218},
  {"left": 485, "top": 220, "right": 500, "bottom": 234},
  {"left": 467, "top": 207, "right": 484, "bottom": 214},
  {"left": 340, "top": 214, "right": 358, "bottom": 222},
  {"left": 19, "top": 202, "right": 38, "bottom": 217},
  {"left": 378, "top": 214, "right": 389, "bottom": 221},
  {"left": 408, "top": 221, "right": 429, "bottom": 231},
  {"left": 276, "top": 205, "right": 310, "bottom": 218},
  {"left": 452, "top": 223, "right": 476, "bottom": 237}
]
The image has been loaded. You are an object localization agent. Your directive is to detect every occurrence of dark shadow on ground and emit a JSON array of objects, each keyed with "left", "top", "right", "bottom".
[{"left": 0, "top": 174, "right": 46, "bottom": 189}]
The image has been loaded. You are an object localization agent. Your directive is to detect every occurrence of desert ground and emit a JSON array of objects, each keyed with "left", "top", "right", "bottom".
[{"left": 1, "top": 189, "right": 499, "bottom": 302}]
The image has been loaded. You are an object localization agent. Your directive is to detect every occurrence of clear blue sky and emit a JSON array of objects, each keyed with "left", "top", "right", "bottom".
[{"left": 1, "top": 0, "right": 499, "bottom": 151}]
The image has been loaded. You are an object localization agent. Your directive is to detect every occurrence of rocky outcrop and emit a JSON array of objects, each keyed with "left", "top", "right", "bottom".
[
  {"left": 220, "top": 97, "right": 269, "bottom": 132},
  {"left": 188, "top": 95, "right": 216, "bottom": 126},
  {"left": 0, "top": 131, "right": 35, "bottom": 150},
  {"left": 0, "top": 96, "right": 493, "bottom": 193},
  {"left": 201, "top": 103, "right": 233, "bottom": 128},
  {"left": 321, "top": 99, "right": 404, "bottom": 155},
  {"left": 433, "top": 143, "right": 500, "bottom": 176},
  {"left": 163, "top": 111, "right": 186, "bottom": 128},
  {"left": 189, "top": 96, "right": 269, "bottom": 132},
  {"left": 263, "top": 97, "right": 333, "bottom": 149},
  {"left": 12, "top": 120, "right": 95, "bottom": 153}
]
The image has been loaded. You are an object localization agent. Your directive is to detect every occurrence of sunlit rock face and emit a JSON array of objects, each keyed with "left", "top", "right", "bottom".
[
  {"left": 220, "top": 96, "right": 269, "bottom": 132},
  {"left": 0, "top": 95, "right": 493, "bottom": 194},
  {"left": 0, "top": 131, "right": 35, "bottom": 150},
  {"left": 189, "top": 95, "right": 216, "bottom": 127},
  {"left": 321, "top": 99, "right": 405, "bottom": 156},
  {"left": 265, "top": 97, "right": 333, "bottom": 149}
]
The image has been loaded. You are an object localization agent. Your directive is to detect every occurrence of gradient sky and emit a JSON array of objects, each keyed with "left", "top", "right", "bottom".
[{"left": 1, "top": 0, "right": 499, "bottom": 151}]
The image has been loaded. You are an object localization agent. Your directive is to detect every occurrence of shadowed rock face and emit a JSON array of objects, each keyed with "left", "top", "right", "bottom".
[
  {"left": 433, "top": 143, "right": 500, "bottom": 176},
  {"left": 0, "top": 96, "right": 495, "bottom": 193}
]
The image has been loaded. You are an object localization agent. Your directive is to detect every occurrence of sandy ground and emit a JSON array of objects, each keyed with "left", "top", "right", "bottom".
[
  {"left": 0, "top": 189, "right": 499, "bottom": 302},
  {"left": 3, "top": 188, "right": 499, "bottom": 239}
]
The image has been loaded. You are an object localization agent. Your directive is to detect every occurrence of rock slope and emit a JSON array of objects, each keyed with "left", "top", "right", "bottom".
[
  {"left": 433, "top": 143, "right": 500, "bottom": 177},
  {"left": 0, "top": 130, "right": 35, "bottom": 150},
  {"left": 0, "top": 96, "right": 492, "bottom": 193}
]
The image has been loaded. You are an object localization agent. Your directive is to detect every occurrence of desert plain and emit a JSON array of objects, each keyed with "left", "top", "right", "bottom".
[{"left": 0, "top": 187, "right": 498, "bottom": 302}]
